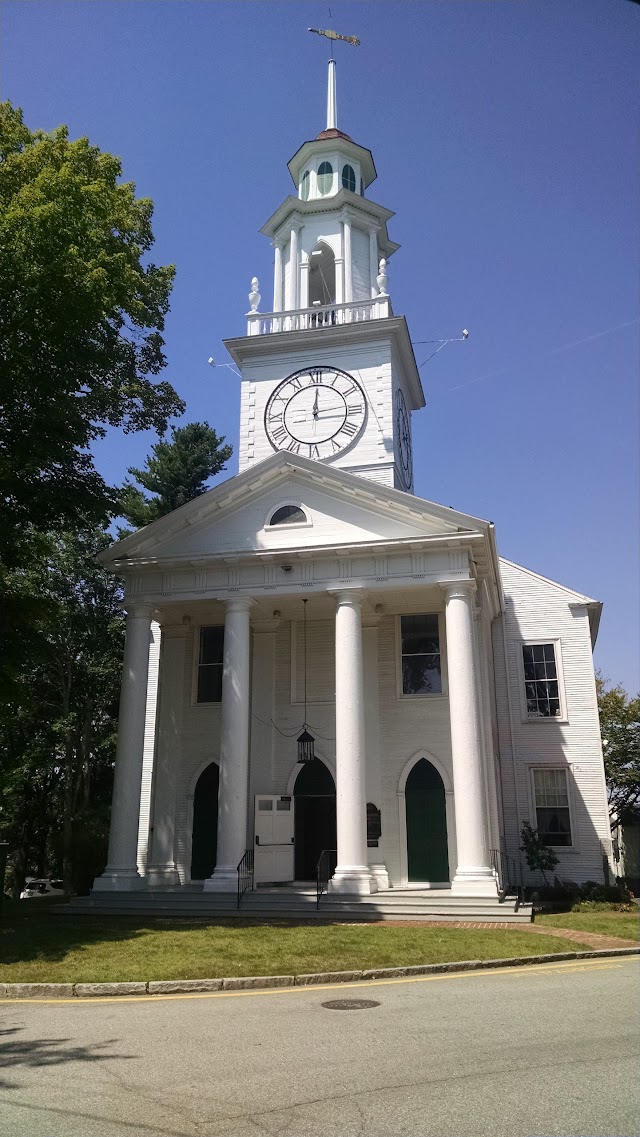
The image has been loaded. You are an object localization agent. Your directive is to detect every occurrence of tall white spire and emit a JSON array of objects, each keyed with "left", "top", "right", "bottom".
[{"left": 326, "top": 58, "right": 337, "bottom": 130}]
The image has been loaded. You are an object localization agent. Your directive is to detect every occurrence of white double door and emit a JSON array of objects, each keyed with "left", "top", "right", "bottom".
[{"left": 254, "top": 796, "right": 295, "bottom": 884}]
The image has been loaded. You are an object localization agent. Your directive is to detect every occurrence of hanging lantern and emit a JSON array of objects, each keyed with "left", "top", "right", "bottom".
[{"left": 297, "top": 728, "right": 316, "bottom": 764}]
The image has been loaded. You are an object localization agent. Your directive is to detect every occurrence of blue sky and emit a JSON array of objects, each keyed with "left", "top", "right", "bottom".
[{"left": 3, "top": 1, "right": 638, "bottom": 691}]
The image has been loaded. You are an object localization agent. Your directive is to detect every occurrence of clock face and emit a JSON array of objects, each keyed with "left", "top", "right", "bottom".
[
  {"left": 395, "top": 388, "right": 412, "bottom": 487},
  {"left": 264, "top": 367, "right": 366, "bottom": 460}
]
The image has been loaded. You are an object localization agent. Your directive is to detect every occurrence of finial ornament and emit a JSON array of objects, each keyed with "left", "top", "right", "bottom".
[
  {"left": 248, "top": 276, "right": 261, "bottom": 312},
  {"left": 376, "top": 258, "right": 389, "bottom": 296}
]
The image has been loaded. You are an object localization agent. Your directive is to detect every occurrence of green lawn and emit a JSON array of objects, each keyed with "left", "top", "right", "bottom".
[
  {"left": 0, "top": 903, "right": 588, "bottom": 984},
  {"left": 536, "top": 910, "right": 639, "bottom": 941}
]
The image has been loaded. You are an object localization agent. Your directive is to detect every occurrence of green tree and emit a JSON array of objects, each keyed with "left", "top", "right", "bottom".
[
  {"left": 0, "top": 528, "right": 124, "bottom": 896},
  {"left": 119, "top": 421, "right": 232, "bottom": 529},
  {"left": 597, "top": 675, "right": 640, "bottom": 826},
  {"left": 0, "top": 101, "right": 184, "bottom": 559},
  {"left": 520, "top": 821, "right": 560, "bottom": 886}
]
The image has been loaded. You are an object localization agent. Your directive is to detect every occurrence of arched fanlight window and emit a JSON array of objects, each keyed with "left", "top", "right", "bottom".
[
  {"left": 269, "top": 505, "right": 307, "bottom": 526},
  {"left": 317, "top": 161, "right": 333, "bottom": 195},
  {"left": 301, "top": 170, "right": 310, "bottom": 201},
  {"left": 342, "top": 164, "right": 356, "bottom": 192}
]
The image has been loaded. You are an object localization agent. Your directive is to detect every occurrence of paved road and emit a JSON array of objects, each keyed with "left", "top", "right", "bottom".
[{"left": 0, "top": 957, "right": 637, "bottom": 1137}]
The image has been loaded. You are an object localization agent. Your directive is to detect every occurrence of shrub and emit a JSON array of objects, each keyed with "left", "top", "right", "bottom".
[{"left": 520, "top": 822, "right": 560, "bottom": 885}]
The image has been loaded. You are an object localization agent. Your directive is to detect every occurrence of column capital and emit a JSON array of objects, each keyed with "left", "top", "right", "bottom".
[
  {"left": 440, "top": 579, "right": 476, "bottom": 602},
  {"left": 123, "top": 600, "right": 155, "bottom": 620},
  {"left": 329, "top": 587, "right": 364, "bottom": 608},
  {"left": 223, "top": 596, "right": 254, "bottom": 614}
]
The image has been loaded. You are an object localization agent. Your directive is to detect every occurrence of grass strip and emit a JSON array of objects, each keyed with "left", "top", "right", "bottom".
[
  {"left": 535, "top": 911, "right": 639, "bottom": 941},
  {"left": 1, "top": 908, "right": 592, "bottom": 984}
]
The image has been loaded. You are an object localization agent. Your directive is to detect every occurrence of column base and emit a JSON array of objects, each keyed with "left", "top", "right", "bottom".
[
  {"left": 369, "top": 863, "right": 390, "bottom": 891},
  {"left": 451, "top": 869, "right": 499, "bottom": 897},
  {"left": 203, "top": 867, "right": 238, "bottom": 893},
  {"left": 329, "top": 866, "right": 377, "bottom": 896},
  {"left": 146, "top": 865, "right": 181, "bottom": 889},
  {"left": 92, "top": 870, "right": 144, "bottom": 893}
]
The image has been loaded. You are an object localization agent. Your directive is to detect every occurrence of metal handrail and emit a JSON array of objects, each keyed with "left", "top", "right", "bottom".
[
  {"left": 490, "top": 847, "right": 525, "bottom": 906},
  {"left": 237, "top": 849, "right": 254, "bottom": 909},
  {"left": 316, "top": 849, "right": 337, "bottom": 909}
]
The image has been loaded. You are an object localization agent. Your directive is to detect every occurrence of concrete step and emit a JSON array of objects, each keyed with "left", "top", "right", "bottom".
[{"left": 66, "top": 889, "right": 532, "bottom": 922}]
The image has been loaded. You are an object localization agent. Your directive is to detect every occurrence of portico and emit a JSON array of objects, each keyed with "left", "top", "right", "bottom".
[{"left": 94, "top": 465, "right": 501, "bottom": 903}]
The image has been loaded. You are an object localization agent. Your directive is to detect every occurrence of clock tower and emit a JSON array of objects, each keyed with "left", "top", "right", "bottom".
[{"left": 223, "top": 60, "right": 424, "bottom": 492}]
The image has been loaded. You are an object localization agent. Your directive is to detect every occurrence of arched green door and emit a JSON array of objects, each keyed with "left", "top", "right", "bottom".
[
  {"left": 405, "top": 759, "right": 449, "bottom": 883},
  {"left": 191, "top": 762, "right": 219, "bottom": 880},
  {"left": 293, "top": 759, "right": 336, "bottom": 880}
]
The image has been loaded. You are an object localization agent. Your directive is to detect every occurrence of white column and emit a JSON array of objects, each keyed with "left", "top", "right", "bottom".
[
  {"left": 343, "top": 218, "right": 353, "bottom": 304},
  {"left": 368, "top": 228, "right": 378, "bottom": 298},
  {"left": 362, "top": 617, "right": 389, "bottom": 890},
  {"left": 334, "top": 256, "right": 344, "bottom": 305},
  {"left": 329, "top": 591, "right": 375, "bottom": 894},
  {"left": 289, "top": 226, "right": 299, "bottom": 311},
  {"left": 443, "top": 581, "right": 496, "bottom": 896},
  {"left": 273, "top": 242, "right": 284, "bottom": 312},
  {"left": 299, "top": 251, "right": 310, "bottom": 311},
  {"left": 146, "top": 620, "right": 189, "bottom": 889},
  {"left": 93, "top": 602, "right": 154, "bottom": 891},
  {"left": 205, "top": 598, "right": 252, "bottom": 892}
]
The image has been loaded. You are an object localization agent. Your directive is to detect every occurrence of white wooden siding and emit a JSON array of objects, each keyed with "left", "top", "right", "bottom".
[{"left": 495, "top": 559, "right": 611, "bottom": 883}]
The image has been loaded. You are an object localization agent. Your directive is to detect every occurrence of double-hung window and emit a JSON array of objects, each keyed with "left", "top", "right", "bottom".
[
  {"left": 532, "top": 768, "right": 572, "bottom": 846},
  {"left": 522, "top": 642, "right": 561, "bottom": 718},
  {"left": 196, "top": 626, "right": 224, "bottom": 703},
  {"left": 400, "top": 615, "right": 442, "bottom": 695}
]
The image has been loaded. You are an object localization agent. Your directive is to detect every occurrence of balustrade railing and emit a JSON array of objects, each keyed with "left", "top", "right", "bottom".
[
  {"left": 237, "top": 848, "right": 254, "bottom": 909},
  {"left": 247, "top": 296, "right": 392, "bottom": 336},
  {"left": 490, "top": 847, "right": 525, "bottom": 906},
  {"left": 316, "top": 848, "right": 337, "bottom": 909}
]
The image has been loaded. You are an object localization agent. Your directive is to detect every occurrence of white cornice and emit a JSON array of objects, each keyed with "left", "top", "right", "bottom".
[
  {"left": 223, "top": 315, "right": 425, "bottom": 411},
  {"left": 260, "top": 190, "right": 398, "bottom": 258}
]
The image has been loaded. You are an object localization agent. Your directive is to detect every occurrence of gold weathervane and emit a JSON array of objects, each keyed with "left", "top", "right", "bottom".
[{"left": 308, "top": 27, "right": 360, "bottom": 47}]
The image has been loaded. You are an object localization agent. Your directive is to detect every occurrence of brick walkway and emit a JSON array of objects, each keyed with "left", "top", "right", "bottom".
[{"left": 359, "top": 919, "right": 638, "bottom": 949}]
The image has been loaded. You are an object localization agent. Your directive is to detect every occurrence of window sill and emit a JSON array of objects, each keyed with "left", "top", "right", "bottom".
[
  {"left": 522, "top": 716, "right": 568, "bottom": 725},
  {"left": 398, "top": 692, "right": 447, "bottom": 701}
]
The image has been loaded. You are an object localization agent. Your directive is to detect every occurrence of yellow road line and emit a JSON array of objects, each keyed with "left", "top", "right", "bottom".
[{"left": 0, "top": 956, "right": 635, "bottom": 1006}]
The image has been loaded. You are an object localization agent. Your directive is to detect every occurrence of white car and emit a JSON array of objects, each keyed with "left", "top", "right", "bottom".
[{"left": 20, "top": 878, "right": 65, "bottom": 899}]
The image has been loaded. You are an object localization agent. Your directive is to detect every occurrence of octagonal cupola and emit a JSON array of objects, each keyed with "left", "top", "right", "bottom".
[{"left": 256, "top": 59, "right": 400, "bottom": 319}]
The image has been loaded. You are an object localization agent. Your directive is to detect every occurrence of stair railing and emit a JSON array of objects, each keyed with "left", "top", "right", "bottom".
[
  {"left": 490, "top": 848, "right": 525, "bottom": 907},
  {"left": 237, "top": 849, "right": 254, "bottom": 909},
  {"left": 316, "top": 849, "right": 337, "bottom": 909}
]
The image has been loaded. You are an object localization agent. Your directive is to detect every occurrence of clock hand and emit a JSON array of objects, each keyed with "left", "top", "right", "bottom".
[{"left": 312, "top": 390, "right": 319, "bottom": 418}]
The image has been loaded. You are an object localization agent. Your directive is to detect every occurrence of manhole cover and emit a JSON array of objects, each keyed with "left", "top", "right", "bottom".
[{"left": 321, "top": 998, "right": 380, "bottom": 1011}]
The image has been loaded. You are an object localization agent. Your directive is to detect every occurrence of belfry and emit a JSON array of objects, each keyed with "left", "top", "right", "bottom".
[{"left": 87, "top": 56, "right": 612, "bottom": 917}]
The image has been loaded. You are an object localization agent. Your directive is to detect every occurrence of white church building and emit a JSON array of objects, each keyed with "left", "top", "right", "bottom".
[{"left": 91, "top": 62, "right": 612, "bottom": 916}]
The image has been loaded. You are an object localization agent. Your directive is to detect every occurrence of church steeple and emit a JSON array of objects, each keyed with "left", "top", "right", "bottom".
[{"left": 224, "top": 56, "right": 424, "bottom": 494}]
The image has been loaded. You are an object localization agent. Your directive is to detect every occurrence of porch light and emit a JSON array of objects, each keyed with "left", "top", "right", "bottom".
[{"left": 297, "top": 728, "right": 316, "bottom": 764}]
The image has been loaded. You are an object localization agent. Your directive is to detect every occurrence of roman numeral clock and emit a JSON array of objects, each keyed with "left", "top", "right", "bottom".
[{"left": 264, "top": 367, "right": 366, "bottom": 460}]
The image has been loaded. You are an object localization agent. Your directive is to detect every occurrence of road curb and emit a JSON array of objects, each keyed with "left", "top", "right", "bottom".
[{"left": 1, "top": 947, "right": 637, "bottom": 998}]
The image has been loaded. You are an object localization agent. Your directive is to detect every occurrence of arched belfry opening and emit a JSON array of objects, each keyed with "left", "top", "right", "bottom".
[
  {"left": 293, "top": 758, "right": 336, "bottom": 880},
  {"left": 190, "top": 762, "right": 219, "bottom": 880},
  {"left": 308, "top": 243, "right": 336, "bottom": 307}
]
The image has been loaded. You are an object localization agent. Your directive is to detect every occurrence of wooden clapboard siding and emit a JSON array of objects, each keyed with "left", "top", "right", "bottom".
[{"left": 496, "top": 559, "right": 611, "bottom": 882}]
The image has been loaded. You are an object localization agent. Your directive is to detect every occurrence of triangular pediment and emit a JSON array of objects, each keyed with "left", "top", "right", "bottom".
[{"left": 101, "top": 454, "right": 489, "bottom": 568}]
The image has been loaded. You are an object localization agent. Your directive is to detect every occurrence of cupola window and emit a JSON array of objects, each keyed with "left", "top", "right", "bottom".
[
  {"left": 317, "top": 161, "right": 333, "bottom": 195},
  {"left": 301, "top": 170, "right": 310, "bottom": 201},
  {"left": 341, "top": 164, "right": 356, "bottom": 192},
  {"left": 269, "top": 505, "right": 308, "bottom": 526}
]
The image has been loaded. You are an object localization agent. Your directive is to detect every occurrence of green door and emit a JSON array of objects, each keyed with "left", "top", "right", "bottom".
[
  {"left": 191, "top": 762, "right": 219, "bottom": 880},
  {"left": 405, "top": 759, "right": 449, "bottom": 883}
]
